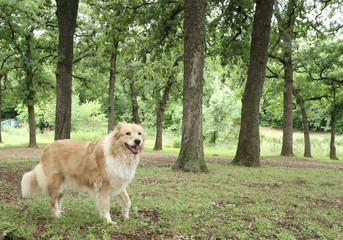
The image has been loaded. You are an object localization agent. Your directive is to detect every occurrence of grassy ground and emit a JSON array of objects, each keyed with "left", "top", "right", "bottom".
[
  {"left": 1, "top": 126, "right": 343, "bottom": 239},
  {"left": 1, "top": 157, "right": 343, "bottom": 239}
]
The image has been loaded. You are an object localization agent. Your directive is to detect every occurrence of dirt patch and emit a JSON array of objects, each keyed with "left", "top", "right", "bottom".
[
  {"left": 261, "top": 156, "right": 343, "bottom": 169},
  {"left": 1, "top": 146, "right": 343, "bottom": 169},
  {"left": 0, "top": 146, "right": 44, "bottom": 161},
  {"left": 140, "top": 153, "right": 343, "bottom": 169}
]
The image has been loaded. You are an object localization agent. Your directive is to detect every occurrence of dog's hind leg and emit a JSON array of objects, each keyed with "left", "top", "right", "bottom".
[
  {"left": 57, "top": 192, "right": 65, "bottom": 213},
  {"left": 47, "top": 174, "right": 64, "bottom": 218},
  {"left": 115, "top": 190, "right": 131, "bottom": 220}
]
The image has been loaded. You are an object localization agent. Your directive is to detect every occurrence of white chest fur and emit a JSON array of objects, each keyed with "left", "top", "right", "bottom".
[
  {"left": 103, "top": 137, "right": 139, "bottom": 196},
  {"left": 105, "top": 156, "right": 139, "bottom": 196}
]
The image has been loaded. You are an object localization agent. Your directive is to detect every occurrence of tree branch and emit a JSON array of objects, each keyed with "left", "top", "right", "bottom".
[{"left": 72, "top": 74, "right": 89, "bottom": 88}]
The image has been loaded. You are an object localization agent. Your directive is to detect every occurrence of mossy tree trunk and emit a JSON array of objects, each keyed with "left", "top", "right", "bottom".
[{"left": 172, "top": 0, "right": 208, "bottom": 173}]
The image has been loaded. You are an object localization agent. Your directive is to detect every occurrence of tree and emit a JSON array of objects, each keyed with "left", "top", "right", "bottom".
[
  {"left": 0, "top": 48, "right": 16, "bottom": 144},
  {"left": 129, "top": 80, "right": 141, "bottom": 124},
  {"left": 295, "top": 37, "right": 343, "bottom": 159},
  {"left": 172, "top": 0, "right": 208, "bottom": 173},
  {"left": 55, "top": 0, "right": 79, "bottom": 140},
  {"left": 1, "top": 0, "right": 56, "bottom": 147},
  {"left": 293, "top": 88, "right": 312, "bottom": 158},
  {"left": 108, "top": 39, "right": 119, "bottom": 132},
  {"left": 272, "top": 0, "right": 299, "bottom": 156},
  {"left": 231, "top": 0, "right": 274, "bottom": 167},
  {"left": 153, "top": 56, "right": 182, "bottom": 150}
]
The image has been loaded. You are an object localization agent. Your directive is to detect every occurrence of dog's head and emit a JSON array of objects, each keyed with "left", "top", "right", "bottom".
[{"left": 113, "top": 121, "right": 144, "bottom": 155}]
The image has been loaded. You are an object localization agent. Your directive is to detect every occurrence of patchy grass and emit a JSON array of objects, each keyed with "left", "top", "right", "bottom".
[{"left": 1, "top": 158, "right": 342, "bottom": 239}]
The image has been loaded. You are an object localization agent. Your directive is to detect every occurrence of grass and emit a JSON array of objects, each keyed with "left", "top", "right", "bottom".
[
  {"left": 1, "top": 125, "right": 343, "bottom": 238},
  {"left": 1, "top": 124, "right": 343, "bottom": 160},
  {"left": 0, "top": 159, "right": 342, "bottom": 239}
]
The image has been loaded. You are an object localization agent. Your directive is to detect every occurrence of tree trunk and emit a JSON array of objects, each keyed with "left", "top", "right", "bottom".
[
  {"left": 330, "top": 87, "right": 338, "bottom": 160},
  {"left": 26, "top": 32, "right": 37, "bottom": 148},
  {"left": 0, "top": 75, "right": 2, "bottom": 143},
  {"left": 274, "top": 0, "right": 295, "bottom": 156},
  {"left": 153, "top": 57, "right": 181, "bottom": 151},
  {"left": 28, "top": 104, "right": 37, "bottom": 148},
  {"left": 330, "top": 110, "right": 338, "bottom": 160},
  {"left": 153, "top": 76, "right": 174, "bottom": 151},
  {"left": 54, "top": 0, "right": 79, "bottom": 140},
  {"left": 129, "top": 81, "right": 141, "bottom": 124},
  {"left": 293, "top": 89, "right": 312, "bottom": 158},
  {"left": 232, "top": 0, "right": 274, "bottom": 167},
  {"left": 281, "top": 60, "right": 294, "bottom": 156},
  {"left": 108, "top": 39, "right": 119, "bottom": 133},
  {"left": 172, "top": 0, "right": 208, "bottom": 173}
]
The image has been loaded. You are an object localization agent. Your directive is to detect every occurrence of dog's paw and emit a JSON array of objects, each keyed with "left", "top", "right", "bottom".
[
  {"left": 54, "top": 211, "right": 62, "bottom": 218},
  {"left": 108, "top": 220, "right": 118, "bottom": 225},
  {"left": 104, "top": 216, "right": 117, "bottom": 225}
]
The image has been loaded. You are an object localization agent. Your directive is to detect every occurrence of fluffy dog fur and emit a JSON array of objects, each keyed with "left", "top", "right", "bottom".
[{"left": 21, "top": 122, "right": 144, "bottom": 224}]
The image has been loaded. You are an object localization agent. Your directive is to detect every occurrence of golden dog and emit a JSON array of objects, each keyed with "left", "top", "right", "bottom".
[{"left": 21, "top": 122, "right": 144, "bottom": 224}]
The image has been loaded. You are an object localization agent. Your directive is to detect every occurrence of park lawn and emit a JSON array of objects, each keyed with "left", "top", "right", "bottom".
[{"left": 1, "top": 158, "right": 342, "bottom": 240}]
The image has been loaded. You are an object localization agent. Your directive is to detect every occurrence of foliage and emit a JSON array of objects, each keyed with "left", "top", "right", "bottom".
[
  {"left": 0, "top": 0, "right": 343, "bottom": 150},
  {"left": 203, "top": 82, "right": 241, "bottom": 144},
  {"left": 16, "top": 95, "right": 107, "bottom": 132}
]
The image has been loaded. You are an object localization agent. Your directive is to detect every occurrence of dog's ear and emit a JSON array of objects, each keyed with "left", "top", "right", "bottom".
[
  {"left": 116, "top": 121, "right": 127, "bottom": 129},
  {"left": 112, "top": 129, "right": 119, "bottom": 138},
  {"left": 112, "top": 121, "right": 127, "bottom": 138}
]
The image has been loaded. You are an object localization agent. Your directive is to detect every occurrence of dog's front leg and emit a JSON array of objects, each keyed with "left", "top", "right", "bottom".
[
  {"left": 96, "top": 185, "right": 116, "bottom": 225},
  {"left": 116, "top": 190, "right": 131, "bottom": 220}
]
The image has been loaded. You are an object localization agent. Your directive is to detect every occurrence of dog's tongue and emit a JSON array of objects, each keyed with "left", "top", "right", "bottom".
[{"left": 130, "top": 146, "right": 139, "bottom": 153}]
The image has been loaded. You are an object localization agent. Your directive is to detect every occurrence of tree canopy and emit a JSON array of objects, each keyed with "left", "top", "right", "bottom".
[{"left": 1, "top": 0, "right": 343, "bottom": 163}]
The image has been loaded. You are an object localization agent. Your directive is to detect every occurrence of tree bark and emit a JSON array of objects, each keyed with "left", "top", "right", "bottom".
[
  {"left": 232, "top": 0, "right": 274, "bottom": 167},
  {"left": 153, "top": 57, "right": 181, "bottom": 151},
  {"left": 0, "top": 75, "right": 2, "bottom": 143},
  {"left": 330, "top": 110, "right": 338, "bottom": 160},
  {"left": 274, "top": 0, "right": 295, "bottom": 156},
  {"left": 129, "top": 81, "right": 141, "bottom": 124},
  {"left": 26, "top": 32, "right": 37, "bottom": 148},
  {"left": 293, "top": 89, "right": 312, "bottom": 158},
  {"left": 27, "top": 104, "right": 37, "bottom": 148},
  {"left": 281, "top": 60, "right": 294, "bottom": 156},
  {"left": 54, "top": 0, "right": 79, "bottom": 140},
  {"left": 330, "top": 87, "right": 338, "bottom": 160},
  {"left": 172, "top": 0, "right": 208, "bottom": 173},
  {"left": 153, "top": 76, "right": 173, "bottom": 151},
  {"left": 107, "top": 39, "right": 119, "bottom": 133}
]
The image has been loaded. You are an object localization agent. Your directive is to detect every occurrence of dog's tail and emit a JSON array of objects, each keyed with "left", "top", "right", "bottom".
[{"left": 21, "top": 164, "right": 47, "bottom": 198}]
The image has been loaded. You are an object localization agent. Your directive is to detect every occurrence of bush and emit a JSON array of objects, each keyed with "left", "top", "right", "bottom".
[
  {"left": 172, "top": 137, "right": 181, "bottom": 148},
  {"left": 16, "top": 94, "right": 107, "bottom": 133}
]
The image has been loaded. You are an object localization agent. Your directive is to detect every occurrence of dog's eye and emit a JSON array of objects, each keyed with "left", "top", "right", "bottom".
[
  {"left": 126, "top": 132, "right": 131, "bottom": 136},
  {"left": 138, "top": 132, "right": 142, "bottom": 136}
]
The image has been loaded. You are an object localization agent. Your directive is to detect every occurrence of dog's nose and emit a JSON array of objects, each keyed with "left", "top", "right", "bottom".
[{"left": 134, "top": 138, "right": 141, "bottom": 145}]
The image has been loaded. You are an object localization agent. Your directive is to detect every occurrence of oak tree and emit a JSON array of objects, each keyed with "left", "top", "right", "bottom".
[{"left": 231, "top": 0, "right": 274, "bottom": 167}]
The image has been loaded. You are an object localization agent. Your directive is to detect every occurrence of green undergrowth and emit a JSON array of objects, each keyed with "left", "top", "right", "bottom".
[{"left": 1, "top": 159, "right": 342, "bottom": 239}]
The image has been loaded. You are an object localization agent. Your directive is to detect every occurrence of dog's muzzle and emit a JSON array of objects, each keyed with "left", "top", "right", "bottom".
[{"left": 125, "top": 139, "right": 141, "bottom": 154}]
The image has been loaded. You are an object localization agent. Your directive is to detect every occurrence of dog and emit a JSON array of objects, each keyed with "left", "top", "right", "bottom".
[{"left": 21, "top": 122, "right": 144, "bottom": 225}]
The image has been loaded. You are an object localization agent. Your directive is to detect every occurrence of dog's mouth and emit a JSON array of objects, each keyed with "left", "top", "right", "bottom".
[{"left": 125, "top": 143, "right": 139, "bottom": 154}]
